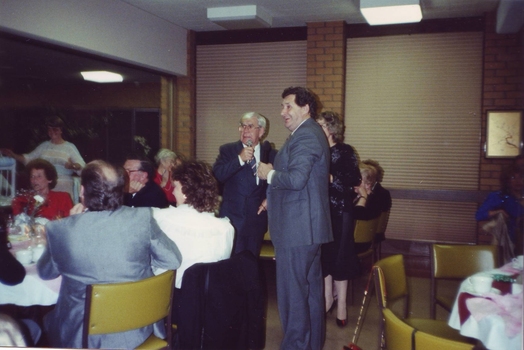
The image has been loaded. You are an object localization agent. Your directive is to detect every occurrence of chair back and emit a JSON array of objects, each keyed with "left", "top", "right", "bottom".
[
  {"left": 414, "top": 329, "right": 473, "bottom": 350},
  {"left": 382, "top": 308, "right": 415, "bottom": 350},
  {"left": 354, "top": 218, "right": 379, "bottom": 244},
  {"left": 259, "top": 231, "right": 275, "bottom": 260},
  {"left": 374, "top": 254, "right": 408, "bottom": 308},
  {"left": 82, "top": 270, "right": 175, "bottom": 348},
  {"left": 432, "top": 244, "right": 499, "bottom": 279},
  {"left": 0, "top": 157, "right": 16, "bottom": 200},
  {"left": 376, "top": 210, "right": 390, "bottom": 235}
]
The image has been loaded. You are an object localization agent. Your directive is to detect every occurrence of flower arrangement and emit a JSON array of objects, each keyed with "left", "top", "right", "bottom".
[{"left": 8, "top": 190, "right": 49, "bottom": 240}]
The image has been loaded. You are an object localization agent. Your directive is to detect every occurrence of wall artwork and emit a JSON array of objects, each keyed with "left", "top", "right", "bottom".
[{"left": 485, "top": 110, "right": 523, "bottom": 158}]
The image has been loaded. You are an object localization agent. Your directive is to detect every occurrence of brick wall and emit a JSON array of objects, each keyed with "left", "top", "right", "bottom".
[
  {"left": 479, "top": 12, "right": 524, "bottom": 191},
  {"left": 306, "top": 21, "right": 346, "bottom": 115}
]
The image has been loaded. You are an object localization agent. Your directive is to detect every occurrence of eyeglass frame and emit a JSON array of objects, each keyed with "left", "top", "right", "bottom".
[{"left": 238, "top": 123, "right": 261, "bottom": 131}]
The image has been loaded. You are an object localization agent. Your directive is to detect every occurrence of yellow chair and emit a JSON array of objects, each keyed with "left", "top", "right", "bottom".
[
  {"left": 259, "top": 231, "right": 275, "bottom": 260},
  {"left": 374, "top": 210, "right": 390, "bottom": 260},
  {"left": 349, "top": 217, "right": 380, "bottom": 304},
  {"left": 430, "top": 244, "right": 499, "bottom": 319},
  {"left": 82, "top": 270, "right": 175, "bottom": 349},
  {"left": 383, "top": 309, "right": 473, "bottom": 350},
  {"left": 414, "top": 328, "right": 474, "bottom": 350},
  {"left": 373, "top": 255, "right": 470, "bottom": 348}
]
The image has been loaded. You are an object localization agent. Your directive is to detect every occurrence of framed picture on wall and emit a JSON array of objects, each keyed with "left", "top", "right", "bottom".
[{"left": 485, "top": 110, "right": 523, "bottom": 158}]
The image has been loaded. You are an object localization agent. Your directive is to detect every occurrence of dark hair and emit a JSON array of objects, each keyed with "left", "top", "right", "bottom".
[
  {"left": 26, "top": 159, "right": 58, "bottom": 190},
  {"left": 125, "top": 153, "right": 155, "bottom": 181},
  {"left": 45, "top": 116, "right": 65, "bottom": 129},
  {"left": 282, "top": 86, "right": 319, "bottom": 119},
  {"left": 315, "top": 111, "right": 345, "bottom": 143},
  {"left": 171, "top": 160, "right": 219, "bottom": 213},
  {"left": 81, "top": 160, "right": 124, "bottom": 211},
  {"left": 500, "top": 164, "right": 522, "bottom": 195}
]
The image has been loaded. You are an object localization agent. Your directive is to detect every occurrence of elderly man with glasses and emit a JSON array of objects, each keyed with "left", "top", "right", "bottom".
[
  {"left": 123, "top": 154, "right": 168, "bottom": 208},
  {"left": 213, "top": 112, "right": 276, "bottom": 257}
]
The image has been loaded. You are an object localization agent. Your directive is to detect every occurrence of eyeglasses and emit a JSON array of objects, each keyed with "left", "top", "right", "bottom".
[{"left": 239, "top": 123, "right": 260, "bottom": 131}]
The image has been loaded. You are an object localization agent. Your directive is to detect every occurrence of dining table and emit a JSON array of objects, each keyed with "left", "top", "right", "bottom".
[
  {"left": 0, "top": 239, "right": 61, "bottom": 307},
  {"left": 448, "top": 260, "right": 523, "bottom": 350}
]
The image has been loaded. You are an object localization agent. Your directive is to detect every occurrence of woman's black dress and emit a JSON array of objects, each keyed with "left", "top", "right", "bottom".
[{"left": 321, "top": 143, "right": 361, "bottom": 281}]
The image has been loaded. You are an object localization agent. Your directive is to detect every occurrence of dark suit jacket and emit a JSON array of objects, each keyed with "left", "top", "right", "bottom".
[
  {"left": 37, "top": 206, "right": 182, "bottom": 348},
  {"left": 124, "top": 180, "right": 168, "bottom": 208},
  {"left": 173, "top": 251, "right": 265, "bottom": 350},
  {"left": 213, "top": 140, "right": 276, "bottom": 243},
  {"left": 267, "top": 118, "right": 333, "bottom": 248}
]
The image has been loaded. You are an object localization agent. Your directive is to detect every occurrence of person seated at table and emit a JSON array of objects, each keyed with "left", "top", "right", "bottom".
[
  {"left": 12, "top": 159, "right": 73, "bottom": 221},
  {"left": 153, "top": 160, "right": 234, "bottom": 290},
  {"left": 123, "top": 153, "right": 169, "bottom": 208},
  {"left": 362, "top": 159, "right": 392, "bottom": 242},
  {"left": 476, "top": 164, "right": 523, "bottom": 254},
  {"left": 37, "top": 160, "right": 182, "bottom": 349},
  {"left": 153, "top": 148, "right": 179, "bottom": 205},
  {"left": 353, "top": 163, "right": 384, "bottom": 252}
]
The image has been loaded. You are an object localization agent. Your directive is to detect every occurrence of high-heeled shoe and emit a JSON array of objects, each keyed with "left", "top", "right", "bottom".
[
  {"left": 326, "top": 299, "right": 337, "bottom": 315},
  {"left": 336, "top": 318, "right": 348, "bottom": 328}
]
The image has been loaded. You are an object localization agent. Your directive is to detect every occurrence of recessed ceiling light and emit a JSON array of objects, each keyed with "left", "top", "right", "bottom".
[{"left": 81, "top": 71, "right": 123, "bottom": 83}]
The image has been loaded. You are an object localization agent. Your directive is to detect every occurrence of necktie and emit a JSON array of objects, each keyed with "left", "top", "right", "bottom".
[{"left": 247, "top": 157, "right": 257, "bottom": 176}]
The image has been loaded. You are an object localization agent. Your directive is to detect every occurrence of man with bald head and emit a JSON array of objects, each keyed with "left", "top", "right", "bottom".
[{"left": 38, "top": 160, "right": 182, "bottom": 349}]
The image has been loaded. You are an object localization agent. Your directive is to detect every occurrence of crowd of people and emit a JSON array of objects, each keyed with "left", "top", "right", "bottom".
[{"left": 0, "top": 87, "right": 396, "bottom": 349}]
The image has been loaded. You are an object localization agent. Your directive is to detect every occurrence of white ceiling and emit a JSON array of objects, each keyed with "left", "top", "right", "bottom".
[{"left": 121, "top": 0, "right": 501, "bottom": 32}]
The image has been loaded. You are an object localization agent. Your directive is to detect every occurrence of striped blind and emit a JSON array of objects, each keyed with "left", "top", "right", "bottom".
[
  {"left": 196, "top": 41, "right": 307, "bottom": 164},
  {"left": 345, "top": 32, "right": 483, "bottom": 243}
]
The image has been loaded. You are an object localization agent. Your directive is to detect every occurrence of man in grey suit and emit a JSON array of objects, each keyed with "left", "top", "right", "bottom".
[
  {"left": 258, "top": 87, "right": 333, "bottom": 349},
  {"left": 38, "top": 160, "right": 181, "bottom": 349}
]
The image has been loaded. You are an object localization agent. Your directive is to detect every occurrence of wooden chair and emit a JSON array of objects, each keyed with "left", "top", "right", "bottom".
[
  {"left": 82, "top": 270, "right": 175, "bottom": 349},
  {"left": 259, "top": 231, "right": 275, "bottom": 260},
  {"left": 374, "top": 255, "right": 470, "bottom": 349},
  {"left": 383, "top": 309, "right": 473, "bottom": 350},
  {"left": 430, "top": 244, "right": 499, "bottom": 319}
]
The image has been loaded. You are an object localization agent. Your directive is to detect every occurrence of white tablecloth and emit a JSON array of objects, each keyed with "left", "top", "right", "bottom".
[
  {"left": 0, "top": 241, "right": 61, "bottom": 307},
  {"left": 448, "top": 268, "right": 523, "bottom": 350}
]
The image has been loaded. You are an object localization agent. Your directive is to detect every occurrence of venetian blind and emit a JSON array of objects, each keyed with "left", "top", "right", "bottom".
[
  {"left": 345, "top": 32, "right": 483, "bottom": 243},
  {"left": 196, "top": 41, "right": 307, "bottom": 164}
]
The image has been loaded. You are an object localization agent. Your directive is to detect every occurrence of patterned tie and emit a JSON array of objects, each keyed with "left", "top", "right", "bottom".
[{"left": 247, "top": 157, "right": 257, "bottom": 176}]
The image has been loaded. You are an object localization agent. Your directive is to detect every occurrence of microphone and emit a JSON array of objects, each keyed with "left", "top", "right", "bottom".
[{"left": 246, "top": 140, "right": 253, "bottom": 147}]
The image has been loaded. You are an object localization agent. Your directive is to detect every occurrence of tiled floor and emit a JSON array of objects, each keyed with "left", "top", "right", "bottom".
[{"left": 260, "top": 260, "right": 463, "bottom": 350}]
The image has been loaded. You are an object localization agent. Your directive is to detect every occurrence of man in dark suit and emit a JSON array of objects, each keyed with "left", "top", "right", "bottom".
[
  {"left": 123, "top": 154, "right": 168, "bottom": 208},
  {"left": 38, "top": 160, "right": 181, "bottom": 348},
  {"left": 258, "top": 87, "right": 332, "bottom": 349},
  {"left": 213, "top": 112, "right": 276, "bottom": 256}
]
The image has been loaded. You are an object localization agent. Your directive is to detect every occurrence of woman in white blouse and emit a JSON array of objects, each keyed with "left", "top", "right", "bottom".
[{"left": 153, "top": 160, "right": 234, "bottom": 288}]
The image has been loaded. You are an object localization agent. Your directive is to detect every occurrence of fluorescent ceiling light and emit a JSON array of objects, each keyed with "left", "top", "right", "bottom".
[
  {"left": 81, "top": 71, "right": 123, "bottom": 83},
  {"left": 360, "top": 0, "right": 422, "bottom": 25},
  {"left": 207, "top": 5, "right": 272, "bottom": 30}
]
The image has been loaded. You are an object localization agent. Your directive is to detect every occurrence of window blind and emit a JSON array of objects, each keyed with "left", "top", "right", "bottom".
[
  {"left": 345, "top": 32, "right": 483, "bottom": 243},
  {"left": 196, "top": 41, "right": 307, "bottom": 164}
]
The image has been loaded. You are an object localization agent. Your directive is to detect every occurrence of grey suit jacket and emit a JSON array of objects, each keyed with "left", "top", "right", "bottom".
[
  {"left": 37, "top": 206, "right": 182, "bottom": 349},
  {"left": 267, "top": 118, "right": 333, "bottom": 248}
]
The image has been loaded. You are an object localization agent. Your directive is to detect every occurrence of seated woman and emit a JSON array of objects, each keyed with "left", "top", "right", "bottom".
[
  {"left": 153, "top": 160, "right": 234, "bottom": 289},
  {"left": 476, "top": 164, "right": 523, "bottom": 254},
  {"left": 353, "top": 164, "right": 384, "bottom": 253},
  {"left": 12, "top": 159, "right": 73, "bottom": 221},
  {"left": 153, "top": 148, "right": 178, "bottom": 205}
]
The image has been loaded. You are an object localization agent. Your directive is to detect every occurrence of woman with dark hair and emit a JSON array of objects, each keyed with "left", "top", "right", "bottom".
[
  {"left": 153, "top": 160, "right": 234, "bottom": 289},
  {"left": 1, "top": 116, "right": 85, "bottom": 200},
  {"left": 476, "top": 164, "right": 523, "bottom": 250},
  {"left": 11, "top": 158, "right": 73, "bottom": 220},
  {"left": 315, "top": 111, "right": 361, "bottom": 328}
]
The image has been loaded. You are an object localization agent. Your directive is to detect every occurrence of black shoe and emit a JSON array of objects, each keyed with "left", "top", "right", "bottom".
[{"left": 336, "top": 318, "right": 348, "bottom": 328}]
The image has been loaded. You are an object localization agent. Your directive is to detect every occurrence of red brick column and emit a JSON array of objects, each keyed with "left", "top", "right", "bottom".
[
  {"left": 306, "top": 21, "right": 346, "bottom": 116},
  {"left": 479, "top": 13, "right": 524, "bottom": 191}
]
